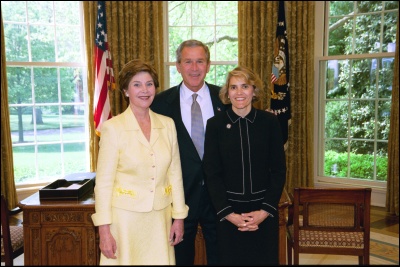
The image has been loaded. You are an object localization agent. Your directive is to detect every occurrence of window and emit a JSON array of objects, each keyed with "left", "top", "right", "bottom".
[
  {"left": 2, "top": 1, "right": 89, "bottom": 185},
  {"left": 165, "top": 1, "right": 238, "bottom": 88},
  {"left": 314, "top": 2, "right": 397, "bottom": 187}
]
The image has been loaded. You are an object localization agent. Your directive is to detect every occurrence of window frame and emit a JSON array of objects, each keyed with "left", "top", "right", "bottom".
[
  {"left": 3, "top": 1, "right": 90, "bottom": 188},
  {"left": 162, "top": 1, "right": 238, "bottom": 89},
  {"left": 314, "top": 1, "right": 397, "bottom": 206}
]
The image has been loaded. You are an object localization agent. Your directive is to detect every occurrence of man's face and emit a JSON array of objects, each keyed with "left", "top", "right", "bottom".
[{"left": 176, "top": 46, "right": 210, "bottom": 92}]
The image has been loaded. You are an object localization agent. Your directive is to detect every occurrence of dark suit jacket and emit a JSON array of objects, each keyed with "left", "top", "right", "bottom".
[{"left": 151, "top": 82, "right": 226, "bottom": 221}]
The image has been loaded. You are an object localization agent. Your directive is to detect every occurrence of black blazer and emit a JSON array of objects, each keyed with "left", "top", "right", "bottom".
[{"left": 151, "top": 82, "right": 226, "bottom": 220}]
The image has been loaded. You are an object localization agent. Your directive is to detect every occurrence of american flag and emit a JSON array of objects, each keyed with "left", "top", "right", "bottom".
[
  {"left": 270, "top": 1, "right": 291, "bottom": 150},
  {"left": 94, "top": 1, "right": 115, "bottom": 136}
]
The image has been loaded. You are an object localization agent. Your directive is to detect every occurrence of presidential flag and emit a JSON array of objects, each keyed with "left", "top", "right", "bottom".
[
  {"left": 94, "top": 1, "right": 115, "bottom": 136},
  {"left": 271, "top": 0, "right": 291, "bottom": 150}
]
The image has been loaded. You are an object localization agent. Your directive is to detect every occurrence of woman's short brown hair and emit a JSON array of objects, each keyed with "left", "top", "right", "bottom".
[
  {"left": 219, "top": 66, "right": 264, "bottom": 104},
  {"left": 118, "top": 59, "right": 159, "bottom": 98}
]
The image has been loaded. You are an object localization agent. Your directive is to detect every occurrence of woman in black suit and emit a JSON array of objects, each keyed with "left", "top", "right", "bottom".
[{"left": 203, "top": 66, "right": 286, "bottom": 265}]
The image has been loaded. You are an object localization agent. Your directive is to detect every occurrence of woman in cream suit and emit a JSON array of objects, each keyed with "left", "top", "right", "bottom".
[{"left": 91, "top": 59, "right": 189, "bottom": 265}]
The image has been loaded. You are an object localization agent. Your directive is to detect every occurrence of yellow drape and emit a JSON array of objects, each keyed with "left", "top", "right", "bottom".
[
  {"left": 238, "top": 1, "right": 315, "bottom": 194},
  {"left": 83, "top": 1, "right": 164, "bottom": 171}
]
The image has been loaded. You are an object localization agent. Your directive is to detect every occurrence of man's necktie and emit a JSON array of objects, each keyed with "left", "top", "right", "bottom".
[{"left": 191, "top": 93, "right": 204, "bottom": 159}]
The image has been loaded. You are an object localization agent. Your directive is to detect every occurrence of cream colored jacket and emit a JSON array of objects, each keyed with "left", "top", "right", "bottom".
[{"left": 91, "top": 107, "right": 188, "bottom": 226}]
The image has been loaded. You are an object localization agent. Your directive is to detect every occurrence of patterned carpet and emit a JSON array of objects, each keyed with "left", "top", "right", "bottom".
[
  {"left": 370, "top": 231, "right": 399, "bottom": 265},
  {"left": 297, "top": 231, "right": 399, "bottom": 265}
]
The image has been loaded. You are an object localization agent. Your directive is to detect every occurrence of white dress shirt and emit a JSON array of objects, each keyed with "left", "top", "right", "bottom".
[{"left": 180, "top": 82, "right": 214, "bottom": 137}]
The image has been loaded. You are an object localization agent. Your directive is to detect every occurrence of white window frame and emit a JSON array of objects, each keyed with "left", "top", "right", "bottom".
[
  {"left": 314, "top": 1, "right": 397, "bottom": 207},
  {"left": 2, "top": 1, "right": 89, "bottom": 197}
]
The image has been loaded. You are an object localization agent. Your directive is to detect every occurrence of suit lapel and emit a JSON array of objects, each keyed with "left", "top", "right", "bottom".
[
  {"left": 149, "top": 110, "right": 161, "bottom": 148},
  {"left": 122, "top": 107, "right": 152, "bottom": 150}
]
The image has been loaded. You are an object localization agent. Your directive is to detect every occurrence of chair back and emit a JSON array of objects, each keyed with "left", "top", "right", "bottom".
[{"left": 1, "top": 194, "right": 24, "bottom": 266}]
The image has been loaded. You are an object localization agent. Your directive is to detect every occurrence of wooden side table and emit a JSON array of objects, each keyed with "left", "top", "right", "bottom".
[{"left": 19, "top": 192, "right": 99, "bottom": 266}]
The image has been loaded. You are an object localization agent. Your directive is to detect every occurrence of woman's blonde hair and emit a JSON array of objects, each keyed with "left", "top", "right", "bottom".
[{"left": 219, "top": 66, "right": 264, "bottom": 104}]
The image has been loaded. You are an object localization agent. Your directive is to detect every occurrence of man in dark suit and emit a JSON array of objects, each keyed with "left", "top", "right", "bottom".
[{"left": 151, "top": 39, "right": 226, "bottom": 265}]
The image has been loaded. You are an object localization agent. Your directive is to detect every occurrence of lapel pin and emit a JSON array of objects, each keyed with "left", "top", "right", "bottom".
[
  {"left": 217, "top": 107, "right": 221, "bottom": 111},
  {"left": 226, "top": 124, "right": 231, "bottom": 129}
]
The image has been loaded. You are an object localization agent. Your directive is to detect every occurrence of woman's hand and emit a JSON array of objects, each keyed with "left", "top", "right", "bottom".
[
  {"left": 225, "top": 210, "right": 269, "bottom": 231},
  {"left": 98, "top": 224, "right": 117, "bottom": 259},
  {"left": 225, "top": 212, "right": 259, "bottom": 231},
  {"left": 170, "top": 219, "right": 184, "bottom": 246},
  {"left": 240, "top": 210, "right": 269, "bottom": 231}
]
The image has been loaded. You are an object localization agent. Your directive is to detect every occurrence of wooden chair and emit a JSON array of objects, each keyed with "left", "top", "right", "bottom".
[
  {"left": 286, "top": 187, "right": 371, "bottom": 265},
  {"left": 1, "top": 194, "right": 24, "bottom": 266}
]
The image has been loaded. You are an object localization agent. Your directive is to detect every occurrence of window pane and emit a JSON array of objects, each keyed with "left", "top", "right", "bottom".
[
  {"left": 3, "top": 24, "right": 29, "bottom": 61},
  {"left": 36, "top": 107, "right": 60, "bottom": 143},
  {"left": 56, "top": 25, "right": 82, "bottom": 62},
  {"left": 1, "top": 1, "right": 26, "bottom": 22},
  {"left": 349, "top": 141, "right": 374, "bottom": 179},
  {"left": 7, "top": 67, "right": 32, "bottom": 104},
  {"left": 216, "top": 1, "right": 237, "bottom": 25},
  {"left": 192, "top": 1, "right": 215, "bottom": 26},
  {"left": 354, "top": 14, "right": 381, "bottom": 54},
  {"left": 10, "top": 108, "right": 36, "bottom": 143},
  {"left": 55, "top": 1, "right": 80, "bottom": 24},
  {"left": 37, "top": 144, "right": 62, "bottom": 179},
  {"left": 168, "top": 66, "right": 182, "bottom": 87},
  {"left": 376, "top": 142, "right": 388, "bottom": 181},
  {"left": 168, "top": 27, "right": 191, "bottom": 61},
  {"left": 60, "top": 67, "right": 82, "bottom": 103},
  {"left": 192, "top": 26, "right": 215, "bottom": 46},
  {"left": 351, "top": 59, "right": 376, "bottom": 98},
  {"left": 378, "top": 58, "right": 394, "bottom": 98},
  {"left": 377, "top": 100, "right": 391, "bottom": 140},
  {"left": 207, "top": 65, "right": 237, "bottom": 87},
  {"left": 27, "top": 1, "right": 54, "bottom": 23},
  {"left": 385, "top": 1, "right": 399, "bottom": 10},
  {"left": 33, "top": 67, "right": 58, "bottom": 103},
  {"left": 325, "top": 100, "right": 349, "bottom": 139},
  {"left": 324, "top": 140, "right": 349, "bottom": 177},
  {"left": 13, "top": 146, "right": 36, "bottom": 184},
  {"left": 357, "top": 1, "right": 382, "bottom": 13},
  {"left": 30, "top": 25, "right": 56, "bottom": 62},
  {"left": 329, "top": 1, "right": 354, "bottom": 16},
  {"left": 383, "top": 13, "right": 397, "bottom": 52},
  {"left": 326, "top": 60, "right": 349, "bottom": 99},
  {"left": 327, "top": 18, "right": 352, "bottom": 56},
  {"left": 215, "top": 26, "right": 238, "bottom": 61},
  {"left": 64, "top": 142, "right": 87, "bottom": 173},
  {"left": 168, "top": 1, "right": 191, "bottom": 26},
  {"left": 350, "top": 100, "right": 375, "bottom": 140},
  {"left": 62, "top": 114, "right": 85, "bottom": 141}
]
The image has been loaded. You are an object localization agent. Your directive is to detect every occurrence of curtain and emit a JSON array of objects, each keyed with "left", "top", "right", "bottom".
[
  {"left": 0, "top": 13, "right": 18, "bottom": 209},
  {"left": 386, "top": 20, "right": 399, "bottom": 216},
  {"left": 83, "top": 1, "right": 164, "bottom": 170},
  {"left": 238, "top": 1, "right": 315, "bottom": 195}
]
